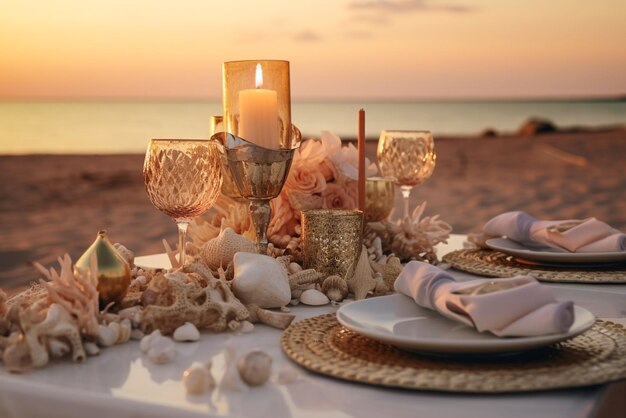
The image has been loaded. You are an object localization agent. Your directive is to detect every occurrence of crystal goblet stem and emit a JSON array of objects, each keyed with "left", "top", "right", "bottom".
[
  {"left": 176, "top": 219, "right": 190, "bottom": 266},
  {"left": 249, "top": 200, "right": 271, "bottom": 254},
  {"left": 400, "top": 185, "right": 413, "bottom": 220}
]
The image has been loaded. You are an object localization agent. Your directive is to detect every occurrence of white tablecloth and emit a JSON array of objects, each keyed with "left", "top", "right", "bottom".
[{"left": 0, "top": 235, "right": 624, "bottom": 418}]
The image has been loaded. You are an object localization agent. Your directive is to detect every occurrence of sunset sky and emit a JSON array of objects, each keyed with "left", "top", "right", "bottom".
[{"left": 1, "top": 0, "right": 625, "bottom": 99}]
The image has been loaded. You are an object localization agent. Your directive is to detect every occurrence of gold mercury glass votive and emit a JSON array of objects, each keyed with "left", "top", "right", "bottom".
[
  {"left": 301, "top": 209, "right": 363, "bottom": 279},
  {"left": 365, "top": 177, "right": 395, "bottom": 222}
]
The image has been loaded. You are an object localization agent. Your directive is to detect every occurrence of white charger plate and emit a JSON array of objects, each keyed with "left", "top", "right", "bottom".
[
  {"left": 134, "top": 253, "right": 172, "bottom": 270},
  {"left": 486, "top": 237, "right": 626, "bottom": 264},
  {"left": 336, "top": 294, "right": 595, "bottom": 354}
]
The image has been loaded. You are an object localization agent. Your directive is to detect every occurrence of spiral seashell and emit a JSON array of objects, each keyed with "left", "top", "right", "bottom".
[{"left": 201, "top": 227, "right": 255, "bottom": 269}]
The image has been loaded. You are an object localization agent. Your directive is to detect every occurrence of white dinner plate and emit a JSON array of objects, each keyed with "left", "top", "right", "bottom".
[
  {"left": 336, "top": 294, "right": 595, "bottom": 354},
  {"left": 134, "top": 253, "right": 172, "bottom": 270},
  {"left": 486, "top": 237, "right": 626, "bottom": 264}
]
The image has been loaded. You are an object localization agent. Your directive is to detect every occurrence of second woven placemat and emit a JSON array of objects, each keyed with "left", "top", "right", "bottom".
[{"left": 442, "top": 249, "right": 626, "bottom": 283}]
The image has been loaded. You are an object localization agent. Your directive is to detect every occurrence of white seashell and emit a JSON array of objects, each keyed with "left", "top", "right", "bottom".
[
  {"left": 240, "top": 321, "right": 255, "bottom": 333},
  {"left": 117, "top": 319, "right": 132, "bottom": 344},
  {"left": 147, "top": 336, "right": 176, "bottom": 364},
  {"left": 140, "top": 329, "right": 162, "bottom": 353},
  {"left": 97, "top": 324, "right": 118, "bottom": 347},
  {"left": 173, "top": 322, "right": 200, "bottom": 342},
  {"left": 84, "top": 342, "right": 100, "bottom": 356},
  {"left": 48, "top": 339, "right": 70, "bottom": 359},
  {"left": 232, "top": 253, "right": 291, "bottom": 308},
  {"left": 118, "top": 306, "right": 141, "bottom": 321},
  {"left": 183, "top": 364, "right": 216, "bottom": 395},
  {"left": 299, "top": 289, "right": 330, "bottom": 306},
  {"left": 130, "top": 329, "right": 144, "bottom": 341},
  {"left": 237, "top": 349, "right": 272, "bottom": 386}
]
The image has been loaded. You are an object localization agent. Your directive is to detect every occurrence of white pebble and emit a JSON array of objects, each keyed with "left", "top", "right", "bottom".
[
  {"left": 117, "top": 319, "right": 132, "bottom": 344},
  {"left": 288, "top": 262, "right": 302, "bottom": 274},
  {"left": 173, "top": 322, "right": 200, "bottom": 342}
]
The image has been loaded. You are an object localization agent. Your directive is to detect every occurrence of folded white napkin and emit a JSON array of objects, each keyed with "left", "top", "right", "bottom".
[
  {"left": 394, "top": 261, "right": 575, "bottom": 337},
  {"left": 479, "top": 211, "right": 626, "bottom": 253}
]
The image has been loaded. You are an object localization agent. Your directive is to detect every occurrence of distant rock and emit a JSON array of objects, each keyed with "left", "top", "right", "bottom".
[
  {"left": 479, "top": 128, "right": 498, "bottom": 138},
  {"left": 518, "top": 118, "right": 557, "bottom": 136}
]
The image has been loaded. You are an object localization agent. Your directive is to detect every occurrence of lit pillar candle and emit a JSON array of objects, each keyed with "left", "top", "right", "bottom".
[{"left": 239, "top": 63, "right": 280, "bottom": 148}]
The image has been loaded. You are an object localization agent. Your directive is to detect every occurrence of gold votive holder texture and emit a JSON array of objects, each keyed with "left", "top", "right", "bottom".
[
  {"left": 301, "top": 209, "right": 363, "bottom": 279},
  {"left": 365, "top": 177, "right": 395, "bottom": 222}
]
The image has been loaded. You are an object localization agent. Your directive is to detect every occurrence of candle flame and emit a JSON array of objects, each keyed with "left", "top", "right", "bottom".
[{"left": 255, "top": 63, "right": 263, "bottom": 89}]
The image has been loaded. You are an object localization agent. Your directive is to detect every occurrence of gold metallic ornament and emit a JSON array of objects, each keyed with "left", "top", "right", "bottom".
[{"left": 75, "top": 230, "right": 131, "bottom": 307}]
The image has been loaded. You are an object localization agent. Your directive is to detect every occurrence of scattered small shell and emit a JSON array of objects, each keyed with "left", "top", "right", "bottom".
[
  {"left": 220, "top": 345, "right": 247, "bottom": 391},
  {"left": 147, "top": 336, "right": 176, "bottom": 364},
  {"left": 173, "top": 322, "right": 200, "bottom": 342},
  {"left": 299, "top": 289, "right": 330, "bottom": 306},
  {"left": 237, "top": 349, "right": 272, "bottom": 386},
  {"left": 140, "top": 330, "right": 162, "bottom": 353},
  {"left": 48, "top": 339, "right": 70, "bottom": 359},
  {"left": 288, "top": 262, "right": 302, "bottom": 274},
  {"left": 347, "top": 246, "right": 377, "bottom": 300},
  {"left": 183, "top": 364, "right": 216, "bottom": 395},
  {"left": 84, "top": 342, "right": 100, "bottom": 356},
  {"left": 130, "top": 329, "right": 144, "bottom": 341},
  {"left": 246, "top": 304, "right": 295, "bottom": 330},
  {"left": 228, "top": 320, "right": 242, "bottom": 332},
  {"left": 239, "top": 321, "right": 255, "bottom": 333},
  {"left": 117, "top": 319, "right": 132, "bottom": 344},
  {"left": 321, "top": 275, "right": 349, "bottom": 302},
  {"left": 276, "top": 365, "right": 301, "bottom": 385},
  {"left": 280, "top": 306, "right": 290, "bottom": 313},
  {"left": 97, "top": 324, "right": 118, "bottom": 347}
]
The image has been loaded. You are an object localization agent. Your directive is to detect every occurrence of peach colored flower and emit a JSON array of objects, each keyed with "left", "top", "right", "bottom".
[
  {"left": 319, "top": 159, "right": 337, "bottom": 182},
  {"left": 284, "top": 164, "right": 327, "bottom": 195},
  {"left": 322, "top": 183, "right": 356, "bottom": 210},
  {"left": 269, "top": 195, "right": 298, "bottom": 237}
]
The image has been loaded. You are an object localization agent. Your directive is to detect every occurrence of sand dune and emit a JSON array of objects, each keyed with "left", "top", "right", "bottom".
[{"left": 1, "top": 130, "right": 625, "bottom": 293}]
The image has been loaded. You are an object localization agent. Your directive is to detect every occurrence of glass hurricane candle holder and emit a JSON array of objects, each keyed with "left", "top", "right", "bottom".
[
  {"left": 223, "top": 60, "right": 292, "bottom": 149},
  {"left": 218, "top": 60, "right": 299, "bottom": 254}
]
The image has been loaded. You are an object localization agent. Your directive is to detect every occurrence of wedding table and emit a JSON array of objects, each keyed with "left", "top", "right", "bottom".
[{"left": 0, "top": 234, "right": 624, "bottom": 418}]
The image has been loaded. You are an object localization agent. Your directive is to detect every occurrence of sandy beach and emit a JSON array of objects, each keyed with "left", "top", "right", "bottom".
[{"left": 1, "top": 129, "right": 625, "bottom": 293}]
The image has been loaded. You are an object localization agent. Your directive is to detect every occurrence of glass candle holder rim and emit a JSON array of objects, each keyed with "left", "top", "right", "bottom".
[
  {"left": 149, "top": 138, "right": 214, "bottom": 143},
  {"left": 223, "top": 59, "right": 290, "bottom": 65},
  {"left": 303, "top": 209, "right": 363, "bottom": 217},
  {"left": 366, "top": 176, "right": 396, "bottom": 182},
  {"left": 380, "top": 130, "right": 432, "bottom": 135}
]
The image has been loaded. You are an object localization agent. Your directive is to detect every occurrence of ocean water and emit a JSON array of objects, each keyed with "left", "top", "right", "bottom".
[{"left": 0, "top": 100, "right": 624, "bottom": 154}]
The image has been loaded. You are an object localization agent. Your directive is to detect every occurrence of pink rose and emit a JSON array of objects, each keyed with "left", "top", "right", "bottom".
[
  {"left": 322, "top": 183, "right": 356, "bottom": 210},
  {"left": 284, "top": 163, "right": 327, "bottom": 195},
  {"left": 319, "top": 159, "right": 337, "bottom": 182},
  {"left": 269, "top": 195, "right": 299, "bottom": 237}
]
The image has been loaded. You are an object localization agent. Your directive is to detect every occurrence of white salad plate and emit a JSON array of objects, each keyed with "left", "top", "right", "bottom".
[
  {"left": 486, "top": 238, "right": 626, "bottom": 264},
  {"left": 336, "top": 294, "right": 595, "bottom": 354}
]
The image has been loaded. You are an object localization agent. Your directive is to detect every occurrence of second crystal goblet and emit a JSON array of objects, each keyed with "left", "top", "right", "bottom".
[{"left": 377, "top": 130, "right": 436, "bottom": 219}]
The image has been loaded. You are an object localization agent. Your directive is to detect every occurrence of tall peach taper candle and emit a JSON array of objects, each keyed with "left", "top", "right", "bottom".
[{"left": 358, "top": 109, "right": 365, "bottom": 212}]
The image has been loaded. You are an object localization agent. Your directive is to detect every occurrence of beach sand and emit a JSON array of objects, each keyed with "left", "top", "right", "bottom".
[{"left": 1, "top": 129, "right": 625, "bottom": 293}]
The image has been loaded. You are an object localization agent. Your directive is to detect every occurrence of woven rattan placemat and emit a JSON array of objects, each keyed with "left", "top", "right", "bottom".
[
  {"left": 281, "top": 314, "right": 626, "bottom": 393},
  {"left": 442, "top": 249, "right": 626, "bottom": 283}
]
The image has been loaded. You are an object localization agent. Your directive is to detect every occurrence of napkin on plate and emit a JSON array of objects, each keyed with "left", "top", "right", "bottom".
[
  {"left": 394, "top": 261, "right": 575, "bottom": 337},
  {"left": 477, "top": 211, "right": 626, "bottom": 253}
]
